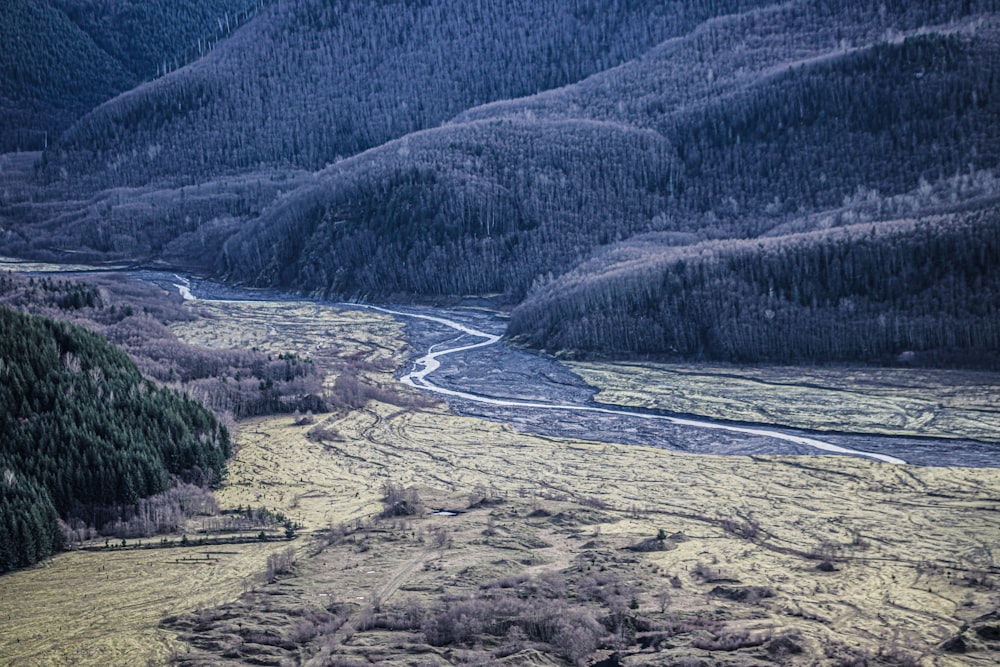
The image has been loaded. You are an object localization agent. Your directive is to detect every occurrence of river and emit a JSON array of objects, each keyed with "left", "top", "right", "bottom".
[{"left": 23, "top": 266, "right": 1000, "bottom": 467}]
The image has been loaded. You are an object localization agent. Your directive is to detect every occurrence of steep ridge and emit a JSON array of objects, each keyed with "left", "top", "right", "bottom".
[
  {"left": 219, "top": 1, "right": 1000, "bottom": 305},
  {"left": 42, "top": 0, "right": 755, "bottom": 188}
]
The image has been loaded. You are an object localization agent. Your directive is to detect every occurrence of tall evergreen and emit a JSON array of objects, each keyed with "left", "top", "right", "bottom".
[{"left": 0, "top": 306, "right": 230, "bottom": 573}]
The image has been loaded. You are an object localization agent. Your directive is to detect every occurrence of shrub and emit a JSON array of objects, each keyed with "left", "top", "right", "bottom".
[
  {"left": 381, "top": 482, "right": 423, "bottom": 518},
  {"left": 265, "top": 546, "right": 296, "bottom": 583}
]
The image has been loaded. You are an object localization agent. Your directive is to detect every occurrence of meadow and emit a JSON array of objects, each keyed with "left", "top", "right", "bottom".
[
  {"left": 165, "top": 395, "right": 1000, "bottom": 665},
  {"left": 1, "top": 296, "right": 998, "bottom": 665},
  {"left": 571, "top": 361, "right": 1000, "bottom": 444}
]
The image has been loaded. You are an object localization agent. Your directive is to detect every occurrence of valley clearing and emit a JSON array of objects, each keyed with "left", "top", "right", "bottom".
[{"left": 1, "top": 298, "right": 998, "bottom": 665}]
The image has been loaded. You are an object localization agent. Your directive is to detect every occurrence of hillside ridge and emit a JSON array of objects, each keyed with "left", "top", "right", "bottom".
[{"left": 2, "top": 0, "right": 998, "bottom": 365}]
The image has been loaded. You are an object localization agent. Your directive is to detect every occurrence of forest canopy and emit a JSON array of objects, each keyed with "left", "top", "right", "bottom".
[
  {"left": 0, "top": 306, "right": 230, "bottom": 573},
  {"left": 2, "top": 0, "right": 998, "bottom": 367},
  {"left": 507, "top": 207, "right": 1000, "bottom": 368}
]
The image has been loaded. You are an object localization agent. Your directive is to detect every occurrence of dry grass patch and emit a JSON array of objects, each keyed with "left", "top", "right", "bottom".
[
  {"left": 169, "top": 300, "right": 407, "bottom": 386},
  {"left": 7, "top": 390, "right": 997, "bottom": 665},
  {"left": 167, "top": 398, "right": 1000, "bottom": 665},
  {"left": 0, "top": 255, "right": 128, "bottom": 273},
  {"left": 0, "top": 540, "right": 298, "bottom": 666},
  {"left": 572, "top": 361, "right": 1000, "bottom": 442}
]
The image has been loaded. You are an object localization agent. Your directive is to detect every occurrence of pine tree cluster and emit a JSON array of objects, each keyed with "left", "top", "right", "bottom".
[{"left": 0, "top": 306, "right": 230, "bottom": 572}]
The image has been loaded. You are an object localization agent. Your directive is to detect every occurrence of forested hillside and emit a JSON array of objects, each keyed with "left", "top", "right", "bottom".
[
  {"left": 3, "top": 0, "right": 999, "bottom": 366},
  {"left": 508, "top": 207, "right": 1000, "bottom": 367},
  {"left": 0, "top": 0, "right": 261, "bottom": 152},
  {"left": 0, "top": 306, "right": 230, "bottom": 573},
  {"left": 221, "top": 120, "right": 678, "bottom": 297},
  {"left": 50, "top": 0, "right": 269, "bottom": 80},
  {"left": 220, "top": 2, "right": 1000, "bottom": 302},
  {"left": 0, "top": 0, "right": 132, "bottom": 152},
  {"left": 41, "top": 0, "right": 773, "bottom": 187},
  {"left": 0, "top": 271, "right": 326, "bottom": 418}
]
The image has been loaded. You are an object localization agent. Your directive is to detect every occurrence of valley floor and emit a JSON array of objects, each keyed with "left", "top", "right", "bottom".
[{"left": 1, "top": 294, "right": 998, "bottom": 665}]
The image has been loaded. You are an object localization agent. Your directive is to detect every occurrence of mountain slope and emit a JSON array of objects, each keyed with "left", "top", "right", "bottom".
[
  {"left": 41, "top": 0, "right": 776, "bottom": 187},
  {"left": 507, "top": 206, "right": 1000, "bottom": 366},
  {"left": 0, "top": 0, "right": 133, "bottom": 152},
  {"left": 5, "top": 0, "right": 1000, "bottom": 366},
  {"left": 219, "top": 1, "right": 1000, "bottom": 302},
  {"left": 220, "top": 119, "right": 678, "bottom": 297},
  {"left": 50, "top": 0, "right": 267, "bottom": 80},
  {"left": 0, "top": 0, "right": 257, "bottom": 152},
  {"left": 0, "top": 305, "right": 230, "bottom": 572}
]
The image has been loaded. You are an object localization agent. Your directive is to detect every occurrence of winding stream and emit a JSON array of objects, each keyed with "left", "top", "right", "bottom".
[
  {"left": 367, "top": 306, "right": 907, "bottom": 465},
  {"left": 11, "top": 265, "right": 994, "bottom": 467},
  {"left": 145, "top": 275, "right": 1000, "bottom": 467}
]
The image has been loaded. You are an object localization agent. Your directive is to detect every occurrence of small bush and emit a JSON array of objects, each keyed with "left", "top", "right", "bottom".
[
  {"left": 381, "top": 482, "right": 423, "bottom": 518},
  {"left": 627, "top": 536, "right": 673, "bottom": 552},
  {"left": 692, "top": 628, "right": 769, "bottom": 651},
  {"left": 289, "top": 618, "right": 317, "bottom": 644},
  {"left": 265, "top": 546, "right": 296, "bottom": 583},
  {"left": 708, "top": 585, "right": 774, "bottom": 604},
  {"left": 766, "top": 632, "right": 804, "bottom": 657},
  {"left": 419, "top": 581, "right": 606, "bottom": 663}
]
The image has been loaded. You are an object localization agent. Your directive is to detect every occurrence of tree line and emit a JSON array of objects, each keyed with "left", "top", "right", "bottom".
[
  {"left": 507, "top": 207, "right": 1000, "bottom": 368},
  {"left": 0, "top": 306, "right": 230, "bottom": 573}
]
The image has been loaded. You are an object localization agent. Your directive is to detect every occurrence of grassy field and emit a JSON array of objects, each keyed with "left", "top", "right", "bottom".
[
  {"left": 164, "top": 400, "right": 1000, "bottom": 665},
  {"left": 0, "top": 299, "right": 410, "bottom": 667},
  {"left": 168, "top": 300, "right": 407, "bottom": 374},
  {"left": 2, "top": 296, "right": 999, "bottom": 665},
  {"left": 0, "top": 540, "right": 296, "bottom": 666},
  {"left": 0, "top": 255, "right": 128, "bottom": 273},
  {"left": 572, "top": 361, "right": 1000, "bottom": 443}
]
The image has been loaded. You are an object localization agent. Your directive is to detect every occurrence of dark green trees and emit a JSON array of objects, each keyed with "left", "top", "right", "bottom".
[{"left": 0, "top": 306, "right": 230, "bottom": 573}]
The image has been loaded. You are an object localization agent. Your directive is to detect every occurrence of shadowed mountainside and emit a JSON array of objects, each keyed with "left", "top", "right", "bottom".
[
  {"left": 41, "top": 0, "right": 750, "bottom": 187},
  {"left": 508, "top": 206, "right": 1000, "bottom": 367},
  {"left": 0, "top": 0, "right": 261, "bottom": 152},
  {"left": 3, "top": 0, "right": 999, "bottom": 365},
  {"left": 219, "top": 2, "right": 1000, "bottom": 305}
]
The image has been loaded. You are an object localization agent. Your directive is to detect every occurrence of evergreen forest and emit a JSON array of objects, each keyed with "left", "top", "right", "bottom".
[
  {"left": 0, "top": 305, "right": 230, "bottom": 572},
  {"left": 1, "top": 0, "right": 998, "bottom": 367},
  {"left": 508, "top": 207, "right": 1000, "bottom": 367},
  {"left": 0, "top": 0, "right": 265, "bottom": 151}
]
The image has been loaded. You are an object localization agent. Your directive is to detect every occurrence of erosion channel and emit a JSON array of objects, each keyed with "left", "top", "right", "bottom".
[{"left": 163, "top": 274, "right": 997, "bottom": 468}]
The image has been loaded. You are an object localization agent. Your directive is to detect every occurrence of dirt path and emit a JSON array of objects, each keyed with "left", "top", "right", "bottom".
[{"left": 373, "top": 546, "right": 435, "bottom": 605}]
